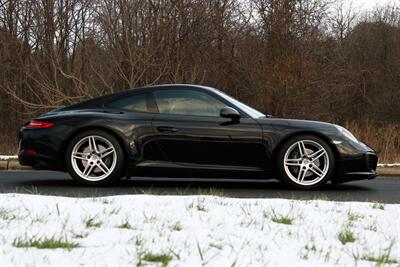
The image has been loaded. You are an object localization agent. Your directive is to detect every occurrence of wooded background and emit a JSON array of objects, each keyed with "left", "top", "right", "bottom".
[{"left": 0, "top": 0, "right": 399, "bottom": 161}]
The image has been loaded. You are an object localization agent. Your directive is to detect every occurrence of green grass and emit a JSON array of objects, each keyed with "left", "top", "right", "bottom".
[
  {"left": 287, "top": 194, "right": 330, "bottom": 201},
  {"left": 139, "top": 187, "right": 159, "bottom": 195},
  {"left": 171, "top": 222, "right": 182, "bottom": 231},
  {"left": 135, "top": 237, "right": 143, "bottom": 247},
  {"left": 360, "top": 255, "right": 398, "bottom": 266},
  {"left": 372, "top": 202, "right": 385, "bottom": 210},
  {"left": 118, "top": 221, "right": 132, "bottom": 229},
  {"left": 141, "top": 252, "right": 173, "bottom": 267},
  {"left": 13, "top": 236, "right": 79, "bottom": 250},
  {"left": 347, "top": 211, "right": 363, "bottom": 222},
  {"left": 268, "top": 209, "right": 294, "bottom": 225},
  {"left": 25, "top": 185, "right": 41, "bottom": 195},
  {"left": 0, "top": 207, "right": 16, "bottom": 221},
  {"left": 338, "top": 228, "right": 356, "bottom": 245},
  {"left": 304, "top": 242, "right": 317, "bottom": 252},
  {"left": 356, "top": 242, "right": 398, "bottom": 266},
  {"left": 198, "top": 187, "right": 226, "bottom": 197},
  {"left": 101, "top": 198, "right": 114, "bottom": 204},
  {"left": 72, "top": 231, "right": 89, "bottom": 239},
  {"left": 196, "top": 203, "right": 206, "bottom": 212},
  {"left": 108, "top": 207, "right": 121, "bottom": 215},
  {"left": 85, "top": 217, "right": 102, "bottom": 228}
]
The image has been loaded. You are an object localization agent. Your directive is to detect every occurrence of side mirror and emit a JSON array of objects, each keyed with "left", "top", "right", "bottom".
[{"left": 220, "top": 107, "right": 241, "bottom": 120}]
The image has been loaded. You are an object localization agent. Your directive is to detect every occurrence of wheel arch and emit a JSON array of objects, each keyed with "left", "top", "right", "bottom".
[
  {"left": 60, "top": 125, "right": 130, "bottom": 170},
  {"left": 271, "top": 131, "right": 340, "bottom": 176}
]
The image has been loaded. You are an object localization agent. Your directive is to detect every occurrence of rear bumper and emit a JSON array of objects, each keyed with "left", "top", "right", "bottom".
[
  {"left": 18, "top": 125, "right": 72, "bottom": 171},
  {"left": 18, "top": 150, "right": 59, "bottom": 170}
]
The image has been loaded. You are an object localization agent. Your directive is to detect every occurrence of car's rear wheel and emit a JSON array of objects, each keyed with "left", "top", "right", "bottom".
[
  {"left": 66, "top": 130, "right": 125, "bottom": 186},
  {"left": 277, "top": 135, "right": 335, "bottom": 190}
]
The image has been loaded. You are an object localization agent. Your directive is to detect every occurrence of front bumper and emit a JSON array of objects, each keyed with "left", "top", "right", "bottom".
[{"left": 336, "top": 152, "right": 378, "bottom": 183}]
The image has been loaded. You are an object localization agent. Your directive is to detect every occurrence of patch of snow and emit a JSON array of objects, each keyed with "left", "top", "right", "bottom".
[
  {"left": 0, "top": 155, "right": 18, "bottom": 161},
  {"left": 0, "top": 194, "right": 399, "bottom": 266},
  {"left": 378, "top": 163, "right": 400, "bottom": 168}
]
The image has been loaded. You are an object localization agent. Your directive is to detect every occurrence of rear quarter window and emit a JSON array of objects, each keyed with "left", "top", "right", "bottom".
[{"left": 107, "top": 94, "right": 148, "bottom": 112}]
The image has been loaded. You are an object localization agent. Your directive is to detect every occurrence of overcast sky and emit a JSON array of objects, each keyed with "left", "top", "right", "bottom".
[{"left": 350, "top": 0, "right": 398, "bottom": 11}]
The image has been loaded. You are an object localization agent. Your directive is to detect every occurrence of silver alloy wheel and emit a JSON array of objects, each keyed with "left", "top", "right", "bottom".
[
  {"left": 283, "top": 140, "right": 329, "bottom": 186},
  {"left": 71, "top": 135, "right": 117, "bottom": 182}
]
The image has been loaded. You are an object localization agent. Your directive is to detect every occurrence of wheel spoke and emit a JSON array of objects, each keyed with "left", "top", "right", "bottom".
[
  {"left": 285, "top": 158, "right": 302, "bottom": 166},
  {"left": 310, "top": 148, "right": 326, "bottom": 161},
  {"left": 72, "top": 152, "right": 90, "bottom": 160},
  {"left": 309, "top": 163, "right": 324, "bottom": 177},
  {"left": 89, "top": 136, "right": 99, "bottom": 153},
  {"left": 100, "top": 147, "right": 115, "bottom": 158},
  {"left": 298, "top": 141, "right": 308, "bottom": 157},
  {"left": 297, "top": 168, "right": 307, "bottom": 182},
  {"left": 82, "top": 163, "right": 95, "bottom": 178},
  {"left": 97, "top": 160, "right": 110, "bottom": 175}
]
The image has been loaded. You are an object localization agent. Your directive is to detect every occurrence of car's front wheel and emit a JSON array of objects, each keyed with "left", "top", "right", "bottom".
[
  {"left": 66, "top": 130, "right": 125, "bottom": 186},
  {"left": 277, "top": 135, "right": 335, "bottom": 190}
]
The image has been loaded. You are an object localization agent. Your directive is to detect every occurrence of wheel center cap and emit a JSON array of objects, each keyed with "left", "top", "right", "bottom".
[{"left": 303, "top": 159, "right": 310, "bottom": 165}]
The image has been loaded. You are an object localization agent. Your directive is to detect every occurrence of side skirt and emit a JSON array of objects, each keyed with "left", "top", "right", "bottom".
[{"left": 128, "top": 160, "right": 270, "bottom": 179}]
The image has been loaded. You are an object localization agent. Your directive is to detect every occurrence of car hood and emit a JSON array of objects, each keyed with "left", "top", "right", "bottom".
[
  {"left": 254, "top": 117, "right": 342, "bottom": 141},
  {"left": 255, "top": 117, "right": 338, "bottom": 130}
]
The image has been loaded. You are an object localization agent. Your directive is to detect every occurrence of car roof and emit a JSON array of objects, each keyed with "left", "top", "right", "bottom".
[
  {"left": 127, "top": 84, "right": 218, "bottom": 93},
  {"left": 58, "top": 84, "right": 220, "bottom": 111}
]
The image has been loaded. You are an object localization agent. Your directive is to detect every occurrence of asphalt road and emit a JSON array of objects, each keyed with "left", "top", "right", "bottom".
[{"left": 0, "top": 171, "right": 399, "bottom": 203}]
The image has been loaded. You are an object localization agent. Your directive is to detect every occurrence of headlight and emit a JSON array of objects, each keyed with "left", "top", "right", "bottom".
[{"left": 336, "top": 125, "right": 359, "bottom": 143}]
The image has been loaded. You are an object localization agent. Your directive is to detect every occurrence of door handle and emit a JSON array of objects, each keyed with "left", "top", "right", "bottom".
[{"left": 157, "top": 126, "right": 178, "bottom": 133}]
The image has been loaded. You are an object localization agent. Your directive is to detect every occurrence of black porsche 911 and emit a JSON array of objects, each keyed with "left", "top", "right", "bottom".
[{"left": 18, "top": 84, "right": 378, "bottom": 189}]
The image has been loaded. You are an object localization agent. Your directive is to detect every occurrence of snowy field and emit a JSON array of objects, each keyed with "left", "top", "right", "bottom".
[{"left": 0, "top": 194, "right": 399, "bottom": 266}]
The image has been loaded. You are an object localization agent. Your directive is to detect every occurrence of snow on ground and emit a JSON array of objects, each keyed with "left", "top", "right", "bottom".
[
  {"left": 0, "top": 155, "right": 17, "bottom": 160},
  {"left": 0, "top": 194, "right": 399, "bottom": 266},
  {"left": 378, "top": 163, "right": 400, "bottom": 167}
]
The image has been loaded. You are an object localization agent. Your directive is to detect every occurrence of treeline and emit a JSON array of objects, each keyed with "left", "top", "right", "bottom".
[{"left": 0, "top": 0, "right": 399, "bottom": 160}]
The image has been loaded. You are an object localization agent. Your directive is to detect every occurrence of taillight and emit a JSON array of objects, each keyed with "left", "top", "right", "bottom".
[
  {"left": 26, "top": 120, "right": 55, "bottom": 129},
  {"left": 23, "top": 149, "right": 37, "bottom": 155}
]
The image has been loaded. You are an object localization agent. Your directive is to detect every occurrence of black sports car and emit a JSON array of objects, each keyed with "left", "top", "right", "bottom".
[{"left": 19, "top": 84, "right": 378, "bottom": 189}]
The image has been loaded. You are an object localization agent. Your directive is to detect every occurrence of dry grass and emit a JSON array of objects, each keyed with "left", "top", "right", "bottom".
[
  {"left": 0, "top": 134, "right": 18, "bottom": 155},
  {"left": 346, "top": 122, "right": 400, "bottom": 163}
]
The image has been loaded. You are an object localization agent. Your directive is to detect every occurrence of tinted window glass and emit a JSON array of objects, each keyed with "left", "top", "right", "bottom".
[
  {"left": 214, "top": 90, "right": 265, "bottom": 118},
  {"left": 154, "top": 89, "right": 225, "bottom": 116},
  {"left": 108, "top": 94, "right": 148, "bottom": 112}
]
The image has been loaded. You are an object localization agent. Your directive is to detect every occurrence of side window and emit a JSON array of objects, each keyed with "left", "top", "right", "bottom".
[
  {"left": 154, "top": 89, "right": 226, "bottom": 117},
  {"left": 107, "top": 94, "right": 148, "bottom": 112}
]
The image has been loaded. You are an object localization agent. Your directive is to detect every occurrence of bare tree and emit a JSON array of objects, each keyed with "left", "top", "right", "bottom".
[{"left": 0, "top": 0, "right": 399, "bottom": 158}]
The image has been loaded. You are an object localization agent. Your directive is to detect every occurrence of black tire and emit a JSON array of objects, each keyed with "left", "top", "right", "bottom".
[
  {"left": 66, "top": 129, "right": 125, "bottom": 186},
  {"left": 276, "top": 135, "right": 335, "bottom": 190}
]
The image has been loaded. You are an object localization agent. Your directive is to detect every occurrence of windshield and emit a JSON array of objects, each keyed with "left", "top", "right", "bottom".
[{"left": 214, "top": 90, "right": 266, "bottom": 118}]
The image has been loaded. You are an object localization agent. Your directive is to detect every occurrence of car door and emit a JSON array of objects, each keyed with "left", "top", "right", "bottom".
[{"left": 151, "top": 87, "right": 266, "bottom": 169}]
